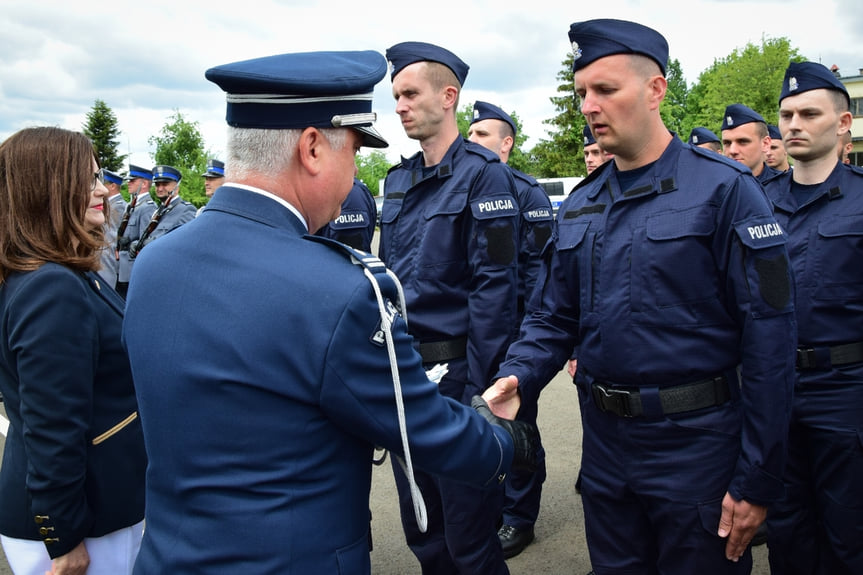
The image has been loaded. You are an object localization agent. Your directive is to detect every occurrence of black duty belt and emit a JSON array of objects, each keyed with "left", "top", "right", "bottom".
[
  {"left": 796, "top": 341, "right": 863, "bottom": 370},
  {"left": 591, "top": 375, "right": 731, "bottom": 418},
  {"left": 418, "top": 336, "right": 468, "bottom": 364}
]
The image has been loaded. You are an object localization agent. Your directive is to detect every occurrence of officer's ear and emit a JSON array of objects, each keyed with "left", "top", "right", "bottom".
[{"left": 298, "top": 127, "right": 325, "bottom": 176}]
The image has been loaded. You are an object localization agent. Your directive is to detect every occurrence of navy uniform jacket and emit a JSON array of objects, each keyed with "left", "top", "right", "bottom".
[
  {"left": 98, "top": 193, "right": 128, "bottom": 286},
  {"left": 316, "top": 177, "right": 377, "bottom": 251},
  {"left": 511, "top": 168, "right": 554, "bottom": 318},
  {"left": 123, "top": 186, "right": 514, "bottom": 575},
  {"left": 758, "top": 162, "right": 782, "bottom": 184},
  {"left": 498, "top": 138, "right": 796, "bottom": 505},
  {"left": 131, "top": 195, "right": 196, "bottom": 256},
  {"left": 763, "top": 162, "right": 863, "bottom": 374},
  {"left": 379, "top": 137, "right": 520, "bottom": 403},
  {"left": 0, "top": 265, "right": 146, "bottom": 558},
  {"left": 117, "top": 193, "right": 157, "bottom": 284}
]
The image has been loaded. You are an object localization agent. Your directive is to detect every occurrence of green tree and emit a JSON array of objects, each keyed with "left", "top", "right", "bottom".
[
  {"left": 149, "top": 110, "right": 209, "bottom": 208},
  {"left": 528, "top": 53, "right": 584, "bottom": 178},
  {"left": 660, "top": 58, "right": 689, "bottom": 137},
  {"left": 83, "top": 99, "right": 126, "bottom": 172},
  {"left": 684, "top": 36, "right": 803, "bottom": 138},
  {"left": 357, "top": 150, "right": 392, "bottom": 195}
]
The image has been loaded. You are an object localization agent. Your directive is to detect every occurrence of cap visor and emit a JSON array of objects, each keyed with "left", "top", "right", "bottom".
[{"left": 355, "top": 125, "right": 388, "bottom": 149}]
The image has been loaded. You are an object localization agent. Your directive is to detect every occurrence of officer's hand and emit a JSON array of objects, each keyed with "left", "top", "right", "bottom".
[
  {"left": 470, "top": 395, "right": 539, "bottom": 472},
  {"left": 717, "top": 492, "right": 767, "bottom": 562},
  {"left": 116, "top": 237, "right": 131, "bottom": 251},
  {"left": 482, "top": 376, "right": 521, "bottom": 419},
  {"left": 47, "top": 540, "right": 89, "bottom": 575}
]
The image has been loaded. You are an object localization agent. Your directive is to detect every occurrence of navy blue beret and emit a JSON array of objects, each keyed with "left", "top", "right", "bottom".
[
  {"left": 100, "top": 169, "right": 124, "bottom": 186},
  {"left": 152, "top": 165, "right": 182, "bottom": 183},
  {"left": 125, "top": 164, "right": 153, "bottom": 181},
  {"left": 767, "top": 124, "right": 782, "bottom": 140},
  {"left": 471, "top": 101, "right": 516, "bottom": 135},
  {"left": 779, "top": 61, "right": 850, "bottom": 107},
  {"left": 583, "top": 124, "right": 596, "bottom": 146},
  {"left": 568, "top": 19, "right": 668, "bottom": 75},
  {"left": 205, "top": 50, "right": 388, "bottom": 148},
  {"left": 386, "top": 41, "right": 469, "bottom": 86},
  {"left": 201, "top": 159, "right": 225, "bottom": 178},
  {"left": 721, "top": 104, "right": 766, "bottom": 131},
  {"left": 688, "top": 127, "right": 720, "bottom": 145}
]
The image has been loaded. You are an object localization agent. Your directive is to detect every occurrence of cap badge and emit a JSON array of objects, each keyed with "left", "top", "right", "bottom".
[
  {"left": 571, "top": 41, "right": 582, "bottom": 62},
  {"left": 726, "top": 116, "right": 734, "bottom": 126},
  {"left": 788, "top": 76, "right": 799, "bottom": 92},
  {"left": 692, "top": 136, "right": 700, "bottom": 143}
]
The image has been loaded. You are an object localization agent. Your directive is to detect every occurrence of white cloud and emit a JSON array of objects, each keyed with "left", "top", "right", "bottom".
[{"left": 1, "top": 0, "right": 860, "bottom": 169}]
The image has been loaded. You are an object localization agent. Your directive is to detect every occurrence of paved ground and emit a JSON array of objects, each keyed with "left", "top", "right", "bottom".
[{"left": 0, "top": 370, "right": 771, "bottom": 575}]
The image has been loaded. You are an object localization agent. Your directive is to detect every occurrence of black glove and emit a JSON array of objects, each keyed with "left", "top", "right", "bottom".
[
  {"left": 471, "top": 395, "right": 540, "bottom": 472},
  {"left": 116, "top": 236, "right": 131, "bottom": 251}
]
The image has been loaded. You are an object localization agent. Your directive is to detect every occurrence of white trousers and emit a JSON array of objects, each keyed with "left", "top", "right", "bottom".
[{"left": 1, "top": 520, "right": 144, "bottom": 575}]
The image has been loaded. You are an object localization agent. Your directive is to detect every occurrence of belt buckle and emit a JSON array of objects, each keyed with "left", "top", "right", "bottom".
[
  {"left": 797, "top": 347, "right": 816, "bottom": 369},
  {"left": 592, "top": 383, "right": 634, "bottom": 418}
]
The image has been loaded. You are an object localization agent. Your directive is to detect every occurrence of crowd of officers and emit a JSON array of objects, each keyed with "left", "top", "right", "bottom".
[{"left": 71, "top": 22, "right": 861, "bottom": 575}]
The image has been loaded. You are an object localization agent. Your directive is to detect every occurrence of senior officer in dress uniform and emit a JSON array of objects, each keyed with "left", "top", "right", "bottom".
[
  {"left": 379, "top": 42, "right": 521, "bottom": 575},
  {"left": 127, "top": 165, "right": 196, "bottom": 259},
  {"left": 97, "top": 168, "right": 128, "bottom": 287},
  {"left": 761, "top": 61, "right": 863, "bottom": 575},
  {"left": 115, "top": 165, "right": 155, "bottom": 298},
  {"left": 721, "top": 104, "right": 782, "bottom": 183},
  {"left": 122, "top": 49, "right": 538, "bottom": 575},
  {"left": 689, "top": 126, "right": 723, "bottom": 153},
  {"left": 468, "top": 100, "right": 553, "bottom": 559},
  {"left": 485, "top": 19, "right": 796, "bottom": 575},
  {"left": 316, "top": 177, "right": 377, "bottom": 251}
]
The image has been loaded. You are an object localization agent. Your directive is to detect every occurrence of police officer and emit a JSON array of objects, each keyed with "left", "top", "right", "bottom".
[
  {"left": 583, "top": 124, "right": 614, "bottom": 173},
  {"left": 485, "top": 19, "right": 796, "bottom": 574},
  {"left": 766, "top": 124, "right": 791, "bottom": 172},
  {"left": 762, "top": 61, "right": 863, "bottom": 575},
  {"left": 468, "top": 100, "right": 553, "bottom": 558},
  {"left": 721, "top": 103, "right": 782, "bottom": 183},
  {"left": 316, "top": 177, "right": 377, "bottom": 251},
  {"left": 97, "top": 168, "right": 128, "bottom": 287},
  {"left": 380, "top": 42, "right": 520, "bottom": 574},
  {"left": 688, "top": 126, "right": 723, "bottom": 153},
  {"left": 116, "top": 164, "right": 155, "bottom": 298},
  {"left": 129, "top": 165, "right": 196, "bottom": 259},
  {"left": 122, "top": 48, "right": 537, "bottom": 574},
  {"left": 198, "top": 159, "right": 225, "bottom": 216}
]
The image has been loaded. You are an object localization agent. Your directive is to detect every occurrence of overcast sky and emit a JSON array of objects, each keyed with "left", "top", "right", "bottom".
[{"left": 1, "top": 0, "right": 861, "bottom": 168}]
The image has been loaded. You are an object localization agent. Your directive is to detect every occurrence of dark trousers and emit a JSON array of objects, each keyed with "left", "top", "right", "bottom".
[
  {"left": 577, "top": 381, "right": 753, "bottom": 575},
  {"left": 767, "top": 381, "right": 863, "bottom": 575},
  {"left": 501, "top": 398, "right": 546, "bottom": 530},
  {"left": 392, "top": 458, "right": 509, "bottom": 575}
]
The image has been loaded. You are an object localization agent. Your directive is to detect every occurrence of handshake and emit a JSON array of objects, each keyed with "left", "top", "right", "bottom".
[{"left": 471, "top": 395, "right": 540, "bottom": 472}]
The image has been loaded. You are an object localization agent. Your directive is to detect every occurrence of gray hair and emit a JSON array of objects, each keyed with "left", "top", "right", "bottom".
[{"left": 225, "top": 127, "right": 348, "bottom": 179}]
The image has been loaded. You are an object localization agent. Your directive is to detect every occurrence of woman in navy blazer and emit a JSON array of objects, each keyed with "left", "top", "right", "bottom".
[{"left": 0, "top": 127, "right": 147, "bottom": 575}]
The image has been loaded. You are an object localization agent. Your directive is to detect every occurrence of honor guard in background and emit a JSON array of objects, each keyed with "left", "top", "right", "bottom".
[
  {"left": 583, "top": 124, "right": 614, "bottom": 174},
  {"left": 315, "top": 177, "right": 377, "bottom": 251},
  {"left": 115, "top": 165, "right": 155, "bottom": 298},
  {"left": 128, "top": 165, "right": 195, "bottom": 259},
  {"left": 766, "top": 124, "right": 791, "bottom": 172},
  {"left": 198, "top": 159, "right": 225, "bottom": 216},
  {"left": 380, "top": 42, "right": 521, "bottom": 574},
  {"left": 122, "top": 48, "right": 537, "bottom": 575},
  {"left": 761, "top": 61, "right": 863, "bottom": 575},
  {"left": 468, "top": 100, "right": 553, "bottom": 558},
  {"left": 688, "top": 126, "right": 723, "bottom": 153},
  {"left": 97, "top": 168, "right": 128, "bottom": 287},
  {"left": 485, "top": 19, "right": 796, "bottom": 574},
  {"left": 721, "top": 103, "right": 782, "bottom": 183}
]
